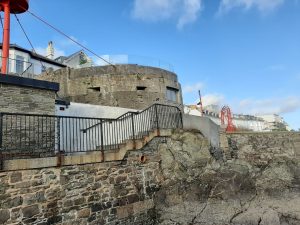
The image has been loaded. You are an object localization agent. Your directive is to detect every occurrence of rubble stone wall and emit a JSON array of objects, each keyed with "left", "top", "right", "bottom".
[
  {"left": 0, "top": 83, "right": 56, "bottom": 115},
  {"left": 1, "top": 130, "right": 300, "bottom": 225},
  {"left": 0, "top": 84, "right": 57, "bottom": 159},
  {"left": 0, "top": 138, "right": 164, "bottom": 225}
]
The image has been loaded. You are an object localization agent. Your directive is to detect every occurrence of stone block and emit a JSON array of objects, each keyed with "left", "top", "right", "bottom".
[
  {"left": 2, "top": 196, "right": 23, "bottom": 208},
  {"left": 10, "top": 172, "right": 22, "bottom": 183},
  {"left": 77, "top": 208, "right": 90, "bottom": 218},
  {"left": 22, "top": 205, "right": 40, "bottom": 218},
  {"left": 0, "top": 209, "right": 10, "bottom": 224},
  {"left": 47, "top": 215, "right": 62, "bottom": 224}
]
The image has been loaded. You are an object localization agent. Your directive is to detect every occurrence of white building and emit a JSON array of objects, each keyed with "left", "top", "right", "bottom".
[
  {"left": 0, "top": 42, "right": 96, "bottom": 78},
  {"left": 0, "top": 43, "right": 66, "bottom": 78},
  {"left": 45, "top": 41, "right": 94, "bottom": 69},
  {"left": 184, "top": 105, "right": 267, "bottom": 132},
  {"left": 55, "top": 50, "right": 94, "bottom": 69},
  {"left": 258, "top": 114, "right": 291, "bottom": 131}
]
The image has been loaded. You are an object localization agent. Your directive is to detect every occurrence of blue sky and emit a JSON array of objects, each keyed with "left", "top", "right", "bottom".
[{"left": 7, "top": 0, "right": 300, "bottom": 129}]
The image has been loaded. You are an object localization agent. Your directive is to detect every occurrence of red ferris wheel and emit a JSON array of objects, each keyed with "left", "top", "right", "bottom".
[{"left": 220, "top": 106, "right": 236, "bottom": 132}]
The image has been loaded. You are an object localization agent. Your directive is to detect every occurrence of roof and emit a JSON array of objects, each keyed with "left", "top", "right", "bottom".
[
  {"left": 55, "top": 50, "right": 85, "bottom": 63},
  {"left": 0, "top": 73, "right": 59, "bottom": 92},
  {"left": 55, "top": 56, "right": 67, "bottom": 63},
  {"left": 0, "top": 43, "right": 67, "bottom": 67}
]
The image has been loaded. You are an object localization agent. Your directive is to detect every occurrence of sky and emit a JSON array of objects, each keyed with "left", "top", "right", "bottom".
[{"left": 7, "top": 0, "right": 300, "bottom": 130}]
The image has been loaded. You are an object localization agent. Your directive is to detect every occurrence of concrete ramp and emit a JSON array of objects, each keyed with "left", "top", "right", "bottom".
[{"left": 182, "top": 114, "right": 220, "bottom": 147}]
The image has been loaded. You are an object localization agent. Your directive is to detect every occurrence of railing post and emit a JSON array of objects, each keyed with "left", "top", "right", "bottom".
[
  {"left": 131, "top": 113, "right": 136, "bottom": 149},
  {"left": 56, "top": 117, "right": 61, "bottom": 153},
  {"left": 179, "top": 110, "right": 183, "bottom": 129},
  {"left": 100, "top": 119, "right": 104, "bottom": 162},
  {"left": 0, "top": 113, "right": 3, "bottom": 150},
  {"left": 154, "top": 104, "right": 160, "bottom": 136},
  {"left": 56, "top": 117, "right": 65, "bottom": 167},
  {"left": 0, "top": 113, "right": 3, "bottom": 171}
]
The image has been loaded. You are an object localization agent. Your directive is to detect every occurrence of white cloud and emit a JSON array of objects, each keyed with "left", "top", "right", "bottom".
[
  {"left": 177, "top": 0, "right": 202, "bottom": 28},
  {"left": 132, "top": 0, "right": 202, "bottom": 28},
  {"left": 132, "top": 0, "right": 178, "bottom": 21},
  {"left": 182, "top": 82, "right": 204, "bottom": 94},
  {"left": 185, "top": 92, "right": 225, "bottom": 107},
  {"left": 234, "top": 96, "right": 300, "bottom": 115},
  {"left": 218, "top": 0, "right": 285, "bottom": 15},
  {"left": 186, "top": 93, "right": 300, "bottom": 116},
  {"left": 202, "top": 94, "right": 225, "bottom": 107},
  {"left": 35, "top": 47, "right": 65, "bottom": 59}
]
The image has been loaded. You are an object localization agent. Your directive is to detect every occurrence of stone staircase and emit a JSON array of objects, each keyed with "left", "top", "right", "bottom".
[{"left": 2, "top": 129, "right": 173, "bottom": 171}]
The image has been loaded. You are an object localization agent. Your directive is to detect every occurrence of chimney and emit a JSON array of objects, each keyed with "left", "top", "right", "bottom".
[{"left": 46, "top": 41, "right": 54, "bottom": 59}]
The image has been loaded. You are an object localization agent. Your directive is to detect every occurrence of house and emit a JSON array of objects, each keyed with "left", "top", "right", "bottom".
[
  {"left": 55, "top": 50, "right": 94, "bottom": 69},
  {"left": 0, "top": 43, "right": 66, "bottom": 78},
  {"left": 0, "top": 41, "right": 95, "bottom": 78}
]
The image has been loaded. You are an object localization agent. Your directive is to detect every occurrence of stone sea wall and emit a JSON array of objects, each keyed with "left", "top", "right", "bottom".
[
  {"left": 0, "top": 130, "right": 300, "bottom": 225},
  {"left": 0, "top": 138, "right": 164, "bottom": 225}
]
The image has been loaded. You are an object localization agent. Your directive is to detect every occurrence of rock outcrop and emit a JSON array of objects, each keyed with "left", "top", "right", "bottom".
[{"left": 154, "top": 131, "right": 300, "bottom": 225}]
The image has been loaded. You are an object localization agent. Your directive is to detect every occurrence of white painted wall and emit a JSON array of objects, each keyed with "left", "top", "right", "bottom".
[
  {"left": 0, "top": 48, "right": 64, "bottom": 77},
  {"left": 55, "top": 102, "right": 140, "bottom": 152},
  {"left": 54, "top": 103, "right": 180, "bottom": 152},
  {"left": 183, "top": 114, "right": 220, "bottom": 147},
  {"left": 56, "top": 102, "right": 137, "bottom": 118}
]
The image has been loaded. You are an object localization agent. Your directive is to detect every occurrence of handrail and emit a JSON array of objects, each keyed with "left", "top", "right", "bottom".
[
  {"left": 0, "top": 104, "right": 180, "bottom": 120},
  {"left": 84, "top": 104, "right": 182, "bottom": 132},
  {"left": 0, "top": 103, "right": 183, "bottom": 160}
]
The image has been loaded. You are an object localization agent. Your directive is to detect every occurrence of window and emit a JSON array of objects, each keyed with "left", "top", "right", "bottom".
[
  {"left": 16, "top": 55, "right": 24, "bottom": 74},
  {"left": 136, "top": 86, "right": 147, "bottom": 91},
  {"left": 166, "top": 87, "right": 178, "bottom": 102},
  {"left": 41, "top": 65, "right": 47, "bottom": 73},
  {"left": 88, "top": 86, "right": 101, "bottom": 92}
]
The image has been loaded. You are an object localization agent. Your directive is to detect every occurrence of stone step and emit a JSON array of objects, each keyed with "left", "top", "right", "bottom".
[{"left": 96, "top": 143, "right": 125, "bottom": 151}]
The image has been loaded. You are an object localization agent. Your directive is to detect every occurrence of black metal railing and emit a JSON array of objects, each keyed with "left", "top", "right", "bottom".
[{"left": 0, "top": 104, "right": 182, "bottom": 160}]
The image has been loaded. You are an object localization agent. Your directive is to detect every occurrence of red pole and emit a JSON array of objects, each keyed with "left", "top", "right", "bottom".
[{"left": 1, "top": 0, "right": 10, "bottom": 74}]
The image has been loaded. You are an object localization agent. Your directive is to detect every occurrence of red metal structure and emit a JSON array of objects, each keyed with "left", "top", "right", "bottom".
[
  {"left": 220, "top": 105, "right": 236, "bottom": 132},
  {"left": 0, "top": 0, "right": 29, "bottom": 74}
]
